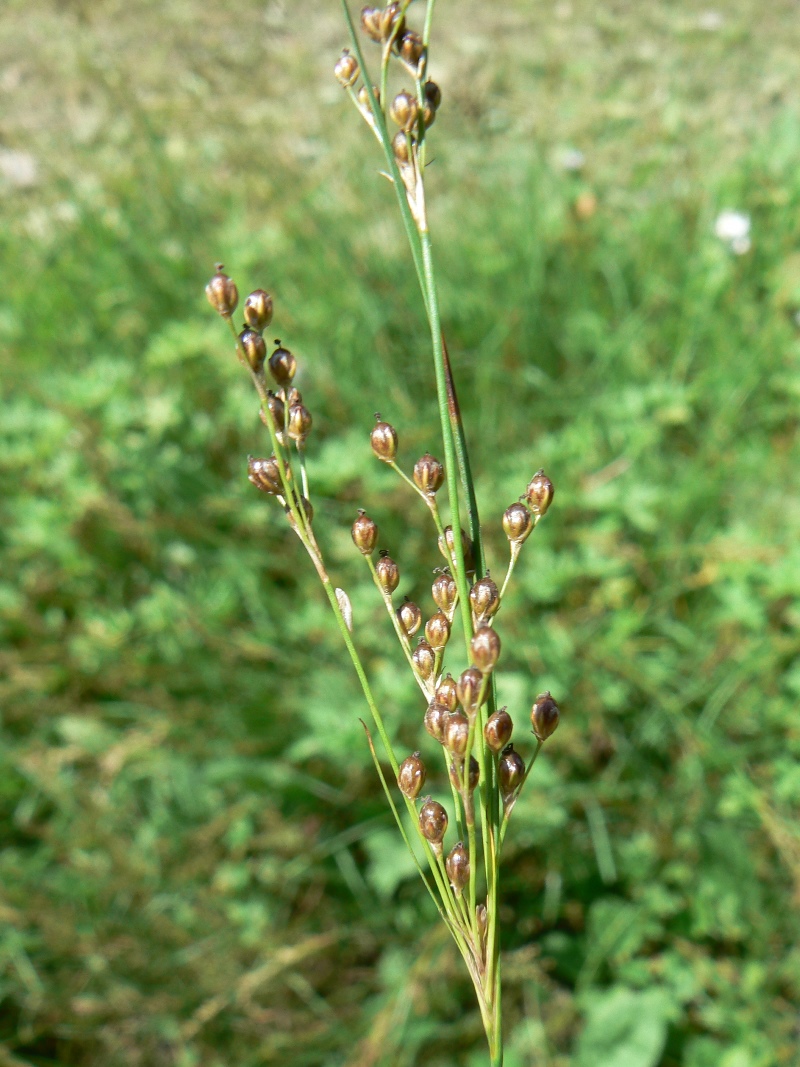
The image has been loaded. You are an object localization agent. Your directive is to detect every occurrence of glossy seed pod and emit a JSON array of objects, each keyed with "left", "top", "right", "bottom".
[
  {"left": 247, "top": 455, "right": 281, "bottom": 495},
  {"left": 412, "top": 640, "right": 436, "bottom": 682},
  {"left": 457, "top": 667, "right": 484, "bottom": 714},
  {"left": 390, "top": 90, "right": 418, "bottom": 132},
  {"left": 470, "top": 626, "right": 501, "bottom": 673},
  {"left": 449, "top": 755, "right": 479, "bottom": 794},
  {"left": 498, "top": 744, "right": 525, "bottom": 799},
  {"left": 438, "top": 525, "right": 474, "bottom": 573},
  {"left": 435, "top": 674, "right": 458, "bottom": 712},
  {"left": 286, "top": 387, "right": 302, "bottom": 407},
  {"left": 470, "top": 576, "right": 500, "bottom": 622},
  {"left": 205, "top": 264, "right": 238, "bottom": 317},
  {"left": 243, "top": 289, "right": 273, "bottom": 331},
  {"left": 239, "top": 327, "right": 267, "bottom": 372},
  {"left": 503, "top": 502, "right": 533, "bottom": 545},
  {"left": 425, "top": 611, "right": 450, "bottom": 651},
  {"left": 423, "top": 701, "right": 448, "bottom": 743},
  {"left": 526, "top": 469, "right": 554, "bottom": 516},
  {"left": 376, "top": 551, "right": 399, "bottom": 594},
  {"left": 531, "top": 691, "right": 560, "bottom": 741},
  {"left": 285, "top": 495, "right": 314, "bottom": 524},
  {"left": 351, "top": 510, "right": 378, "bottom": 555},
  {"left": 432, "top": 571, "right": 457, "bottom": 614},
  {"left": 380, "top": 1, "right": 405, "bottom": 41},
  {"left": 423, "top": 104, "right": 436, "bottom": 129},
  {"left": 418, "top": 797, "right": 448, "bottom": 844},
  {"left": 397, "top": 599, "right": 422, "bottom": 638},
  {"left": 392, "top": 130, "right": 412, "bottom": 164},
  {"left": 444, "top": 712, "right": 470, "bottom": 758},
  {"left": 360, "top": 5, "right": 382, "bottom": 40},
  {"left": 424, "top": 79, "right": 442, "bottom": 111},
  {"left": 268, "top": 344, "right": 297, "bottom": 386},
  {"left": 397, "top": 752, "right": 426, "bottom": 799},
  {"left": 287, "top": 403, "right": 312, "bottom": 442},
  {"left": 370, "top": 415, "right": 398, "bottom": 462},
  {"left": 260, "top": 390, "right": 285, "bottom": 435},
  {"left": 446, "top": 842, "right": 470, "bottom": 893},
  {"left": 398, "top": 30, "right": 424, "bottom": 66},
  {"left": 358, "top": 84, "right": 380, "bottom": 111},
  {"left": 484, "top": 707, "right": 513, "bottom": 752},
  {"left": 413, "top": 452, "right": 444, "bottom": 495},
  {"left": 334, "top": 49, "right": 359, "bottom": 87}
]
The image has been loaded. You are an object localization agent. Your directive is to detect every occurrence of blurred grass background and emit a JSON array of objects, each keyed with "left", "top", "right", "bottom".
[{"left": 2, "top": 1, "right": 800, "bottom": 1064}]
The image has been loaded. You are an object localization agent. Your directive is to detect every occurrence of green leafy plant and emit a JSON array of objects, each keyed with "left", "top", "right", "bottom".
[{"left": 205, "top": 3, "right": 558, "bottom": 1062}]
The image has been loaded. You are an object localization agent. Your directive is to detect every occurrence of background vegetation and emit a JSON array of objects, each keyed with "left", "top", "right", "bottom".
[{"left": 2, "top": 1, "right": 800, "bottom": 1064}]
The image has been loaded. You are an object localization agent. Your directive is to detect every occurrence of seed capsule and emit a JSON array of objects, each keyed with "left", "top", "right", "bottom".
[
  {"left": 205, "top": 264, "right": 238, "bottom": 318},
  {"left": 412, "top": 640, "right": 436, "bottom": 682},
  {"left": 531, "top": 691, "right": 560, "bottom": 741},
  {"left": 470, "top": 626, "right": 501, "bottom": 673},
  {"left": 457, "top": 667, "right": 484, "bottom": 715},
  {"left": 370, "top": 415, "right": 398, "bottom": 462},
  {"left": 286, "top": 387, "right": 302, "bottom": 407},
  {"left": 239, "top": 327, "right": 267, "bottom": 373},
  {"left": 285, "top": 495, "right": 314, "bottom": 524},
  {"left": 413, "top": 452, "right": 444, "bottom": 495},
  {"left": 503, "top": 502, "right": 533, "bottom": 545},
  {"left": 425, "top": 611, "right": 450, "bottom": 650},
  {"left": 260, "top": 390, "right": 285, "bottom": 435},
  {"left": 351, "top": 510, "right": 378, "bottom": 555},
  {"left": 432, "top": 571, "right": 457, "bottom": 614},
  {"left": 419, "top": 797, "right": 448, "bottom": 845},
  {"left": 334, "top": 49, "right": 359, "bottom": 88},
  {"left": 397, "top": 599, "right": 422, "bottom": 638},
  {"left": 358, "top": 84, "right": 380, "bottom": 110},
  {"left": 444, "top": 712, "right": 470, "bottom": 757},
  {"left": 470, "top": 576, "right": 500, "bottom": 622},
  {"left": 390, "top": 90, "right": 418, "bottom": 132},
  {"left": 392, "top": 130, "right": 412, "bottom": 164},
  {"left": 376, "top": 551, "right": 399, "bottom": 594},
  {"left": 423, "top": 104, "right": 436, "bottom": 129},
  {"left": 484, "top": 707, "right": 513, "bottom": 752},
  {"left": 380, "top": 1, "right": 405, "bottom": 41},
  {"left": 498, "top": 744, "right": 525, "bottom": 799},
  {"left": 438, "top": 526, "right": 474, "bottom": 573},
  {"left": 526, "top": 469, "right": 554, "bottom": 516},
  {"left": 424, "top": 79, "right": 442, "bottom": 111},
  {"left": 268, "top": 343, "right": 297, "bottom": 386},
  {"left": 446, "top": 842, "right": 470, "bottom": 894},
  {"left": 449, "top": 756, "right": 479, "bottom": 794},
  {"left": 398, "top": 30, "right": 424, "bottom": 67},
  {"left": 243, "top": 289, "right": 273, "bottom": 331},
  {"left": 360, "top": 5, "right": 382, "bottom": 40},
  {"left": 397, "top": 752, "right": 426, "bottom": 799},
  {"left": 435, "top": 674, "right": 458, "bottom": 712},
  {"left": 248, "top": 455, "right": 282, "bottom": 495},
  {"left": 423, "top": 702, "right": 448, "bottom": 743},
  {"left": 288, "top": 403, "right": 312, "bottom": 442}
]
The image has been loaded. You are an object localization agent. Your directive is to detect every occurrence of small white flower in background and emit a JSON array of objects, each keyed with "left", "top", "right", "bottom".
[
  {"left": 557, "top": 147, "right": 586, "bottom": 173},
  {"left": 714, "top": 210, "right": 751, "bottom": 255}
]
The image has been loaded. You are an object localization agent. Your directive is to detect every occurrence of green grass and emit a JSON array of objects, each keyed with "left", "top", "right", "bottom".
[{"left": 2, "top": 2, "right": 800, "bottom": 1065}]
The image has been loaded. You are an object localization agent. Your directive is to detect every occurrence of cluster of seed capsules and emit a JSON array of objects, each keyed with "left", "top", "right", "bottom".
[{"left": 353, "top": 415, "right": 558, "bottom": 893}]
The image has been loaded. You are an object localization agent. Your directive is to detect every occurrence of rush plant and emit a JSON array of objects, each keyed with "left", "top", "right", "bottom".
[{"left": 206, "top": 3, "right": 558, "bottom": 1062}]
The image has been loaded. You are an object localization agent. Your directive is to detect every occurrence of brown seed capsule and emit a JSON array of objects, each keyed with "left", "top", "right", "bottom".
[
  {"left": 360, "top": 5, "right": 382, "bottom": 41},
  {"left": 376, "top": 551, "right": 399, "bottom": 594},
  {"left": 435, "top": 674, "right": 458, "bottom": 712},
  {"left": 286, "top": 387, "right": 302, "bottom": 408},
  {"left": 243, "top": 289, "right": 273, "bottom": 331},
  {"left": 205, "top": 264, "right": 238, "bottom": 318},
  {"left": 397, "top": 752, "right": 426, "bottom": 799},
  {"left": 285, "top": 495, "right": 314, "bottom": 524},
  {"left": 392, "top": 130, "right": 412, "bottom": 164},
  {"left": 471, "top": 626, "right": 501, "bottom": 673},
  {"left": 351, "top": 510, "right": 378, "bottom": 555},
  {"left": 444, "top": 712, "right": 470, "bottom": 758},
  {"left": 397, "top": 599, "right": 422, "bottom": 638},
  {"left": 425, "top": 611, "right": 450, "bottom": 650},
  {"left": 419, "top": 797, "right": 447, "bottom": 844},
  {"left": 484, "top": 707, "right": 513, "bottom": 752},
  {"left": 288, "top": 403, "right": 312, "bottom": 442},
  {"left": 449, "top": 756, "right": 479, "bottom": 794},
  {"left": 423, "top": 104, "right": 436, "bottom": 129},
  {"left": 268, "top": 344, "right": 297, "bottom": 386},
  {"left": 498, "top": 744, "right": 525, "bottom": 799},
  {"left": 334, "top": 49, "right": 359, "bottom": 88},
  {"left": 412, "top": 640, "right": 436, "bottom": 682},
  {"left": 248, "top": 455, "right": 281, "bottom": 495},
  {"left": 358, "top": 84, "right": 380, "bottom": 110},
  {"left": 424, "top": 80, "right": 442, "bottom": 111},
  {"left": 390, "top": 90, "right": 418, "bottom": 132},
  {"left": 380, "top": 1, "right": 405, "bottom": 41},
  {"left": 457, "top": 667, "right": 484, "bottom": 715},
  {"left": 239, "top": 327, "right": 266, "bottom": 373},
  {"left": 423, "top": 701, "right": 448, "bottom": 743},
  {"left": 438, "top": 526, "right": 474, "bottom": 573},
  {"left": 260, "top": 390, "right": 285, "bottom": 435},
  {"left": 531, "top": 691, "right": 560, "bottom": 741},
  {"left": 503, "top": 502, "right": 533, "bottom": 545},
  {"left": 526, "top": 469, "right": 554, "bottom": 516},
  {"left": 370, "top": 415, "right": 398, "bottom": 462},
  {"left": 446, "top": 841, "right": 470, "bottom": 893},
  {"left": 470, "top": 576, "right": 500, "bottom": 622},
  {"left": 398, "top": 30, "right": 424, "bottom": 67},
  {"left": 413, "top": 452, "right": 444, "bottom": 495},
  {"left": 432, "top": 571, "right": 457, "bottom": 614}
]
